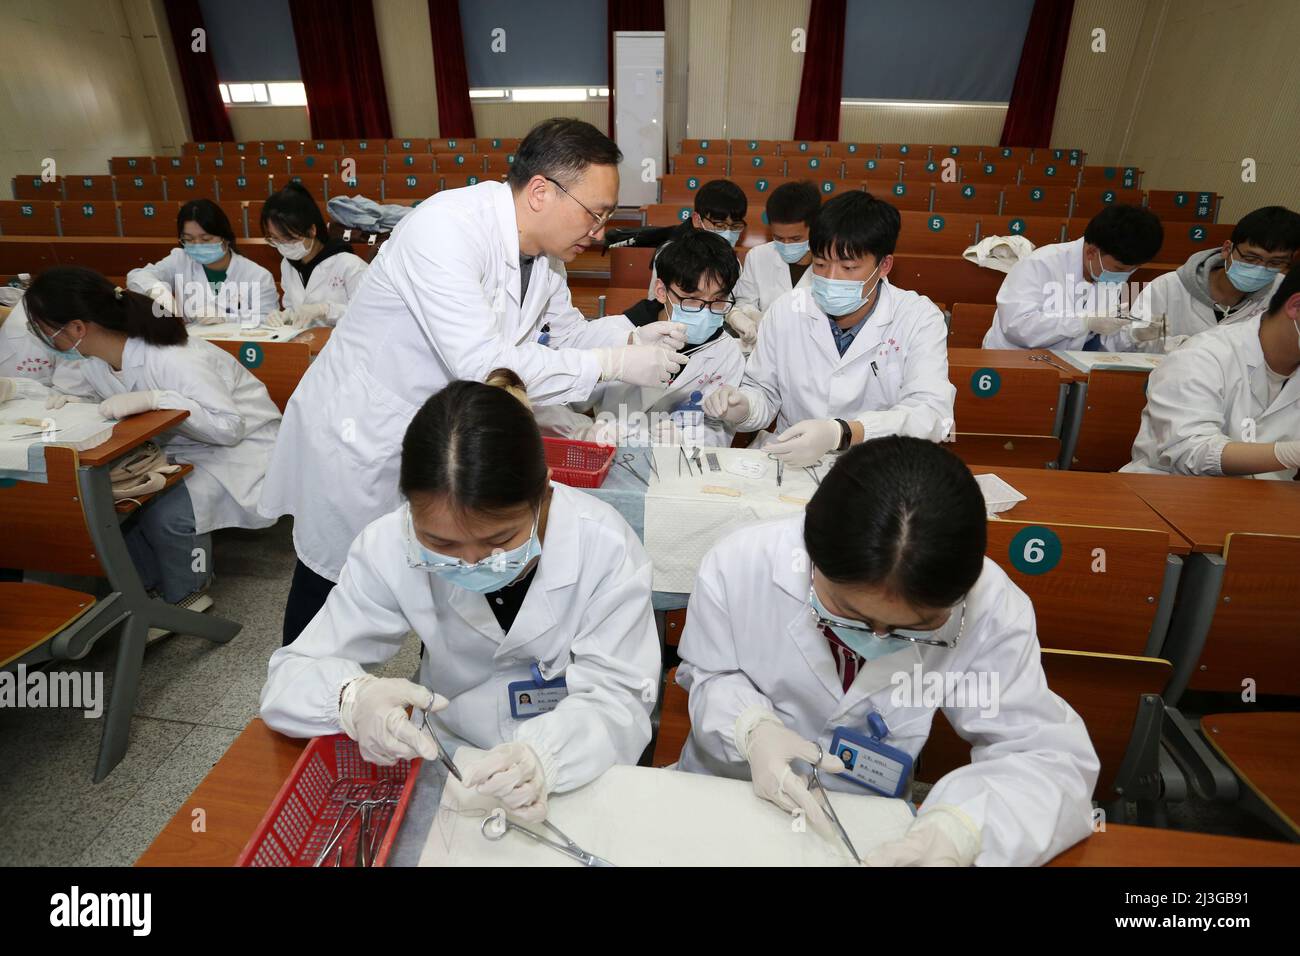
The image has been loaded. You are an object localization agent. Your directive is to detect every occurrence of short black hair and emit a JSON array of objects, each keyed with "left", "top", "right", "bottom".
[
  {"left": 694, "top": 179, "right": 747, "bottom": 223},
  {"left": 261, "top": 181, "right": 327, "bottom": 241},
  {"left": 766, "top": 181, "right": 821, "bottom": 227},
  {"left": 1232, "top": 206, "right": 1300, "bottom": 254},
  {"left": 1267, "top": 267, "right": 1300, "bottom": 314},
  {"left": 177, "top": 198, "right": 237, "bottom": 250},
  {"left": 654, "top": 229, "right": 740, "bottom": 296},
  {"left": 804, "top": 437, "right": 987, "bottom": 608},
  {"left": 506, "top": 118, "right": 622, "bottom": 191},
  {"left": 1083, "top": 204, "right": 1163, "bottom": 265},
  {"left": 810, "top": 191, "right": 901, "bottom": 261}
]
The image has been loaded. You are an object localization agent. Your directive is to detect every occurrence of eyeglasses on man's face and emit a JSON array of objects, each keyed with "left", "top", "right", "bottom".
[{"left": 546, "top": 176, "right": 614, "bottom": 235}]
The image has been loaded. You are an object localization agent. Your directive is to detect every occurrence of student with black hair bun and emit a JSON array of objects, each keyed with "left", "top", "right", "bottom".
[
  {"left": 260, "top": 370, "right": 660, "bottom": 823},
  {"left": 676, "top": 436, "right": 1098, "bottom": 866},
  {"left": 126, "top": 198, "right": 277, "bottom": 326},
  {"left": 28, "top": 266, "right": 281, "bottom": 611},
  {"left": 260, "top": 182, "right": 368, "bottom": 329}
]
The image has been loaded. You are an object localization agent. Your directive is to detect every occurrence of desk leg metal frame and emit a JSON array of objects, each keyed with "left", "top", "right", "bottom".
[
  {"left": 1055, "top": 380, "right": 1086, "bottom": 471},
  {"left": 1144, "top": 554, "right": 1183, "bottom": 658},
  {"left": 1160, "top": 552, "right": 1225, "bottom": 706},
  {"left": 78, "top": 464, "right": 242, "bottom": 782}
]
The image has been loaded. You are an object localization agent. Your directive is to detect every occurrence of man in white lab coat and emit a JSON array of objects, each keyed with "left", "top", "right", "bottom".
[
  {"left": 1123, "top": 269, "right": 1300, "bottom": 479},
  {"left": 728, "top": 180, "right": 821, "bottom": 352},
  {"left": 261, "top": 119, "right": 689, "bottom": 644},
  {"left": 983, "top": 205, "right": 1164, "bottom": 350},
  {"left": 1108, "top": 205, "right": 1300, "bottom": 352},
  {"left": 705, "top": 191, "right": 955, "bottom": 465}
]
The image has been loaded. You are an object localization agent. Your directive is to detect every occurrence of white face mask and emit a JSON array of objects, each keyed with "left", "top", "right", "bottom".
[{"left": 276, "top": 239, "right": 311, "bottom": 261}]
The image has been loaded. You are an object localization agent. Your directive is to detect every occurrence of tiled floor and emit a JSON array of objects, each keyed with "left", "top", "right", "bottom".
[
  {"left": 0, "top": 518, "right": 421, "bottom": 867},
  {"left": 0, "top": 518, "right": 1285, "bottom": 865}
]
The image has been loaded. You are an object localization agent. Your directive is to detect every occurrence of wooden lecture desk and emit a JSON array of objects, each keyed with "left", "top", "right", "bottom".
[
  {"left": 138, "top": 718, "right": 1300, "bottom": 867},
  {"left": 1117, "top": 473, "right": 1300, "bottom": 555}
]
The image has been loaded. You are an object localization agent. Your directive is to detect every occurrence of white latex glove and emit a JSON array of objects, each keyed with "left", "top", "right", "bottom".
[
  {"left": 46, "top": 392, "right": 81, "bottom": 410},
  {"left": 1162, "top": 334, "right": 1191, "bottom": 353},
  {"left": 1274, "top": 440, "right": 1300, "bottom": 470},
  {"left": 766, "top": 419, "right": 842, "bottom": 466},
  {"left": 462, "top": 741, "right": 551, "bottom": 822},
  {"left": 338, "top": 674, "right": 445, "bottom": 766},
  {"left": 1082, "top": 313, "right": 1128, "bottom": 335},
  {"left": 1129, "top": 322, "right": 1163, "bottom": 343},
  {"left": 631, "top": 320, "right": 687, "bottom": 351},
  {"left": 701, "top": 383, "right": 750, "bottom": 425},
  {"left": 595, "top": 345, "right": 686, "bottom": 387},
  {"left": 864, "top": 806, "right": 982, "bottom": 867},
  {"left": 738, "top": 711, "right": 844, "bottom": 841},
  {"left": 0, "top": 377, "right": 14, "bottom": 403},
  {"left": 266, "top": 303, "right": 328, "bottom": 329},
  {"left": 726, "top": 305, "right": 762, "bottom": 350},
  {"left": 98, "top": 390, "right": 161, "bottom": 419}
]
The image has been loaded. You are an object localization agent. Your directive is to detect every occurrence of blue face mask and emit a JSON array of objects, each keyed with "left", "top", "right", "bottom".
[
  {"left": 405, "top": 505, "right": 541, "bottom": 593},
  {"left": 811, "top": 266, "right": 879, "bottom": 317},
  {"left": 28, "top": 320, "right": 85, "bottom": 361},
  {"left": 1226, "top": 256, "right": 1279, "bottom": 293},
  {"left": 671, "top": 302, "right": 724, "bottom": 345},
  {"left": 809, "top": 584, "right": 909, "bottom": 662},
  {"left": 184, "top": 241, "right": 227, "bottom": 265},
  {"left": 707, "top": 226, "right": 741, "bottom": 248},
  {"left": 774, "top": 239, "right": 810, "bottom": 264},
  {"left": 1087, "top": 249, "right": 1133, "bottom": 286}
]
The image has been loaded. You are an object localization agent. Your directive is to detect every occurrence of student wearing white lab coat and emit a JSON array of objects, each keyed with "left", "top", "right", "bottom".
[
  {"left": 728, "top": 181, "right": 821, "bottom": 351},
  {"left": 677, "top": 437, "right": 1099, "bottom": 866},
  {"left": 1122, "top": 269, "right": 1300, "bottom": 480},
  {"left": 259, "top": 182, "right": 368, "bottom": 329},
  {"left": 0, "top": 299, "right": 58, "bottom": 401},
  {"left": 126, "top": 199, "right": 277, "bottom": 326},
  {"left": 262, "top": 119, "right": 687, "bottom": 645},
  {"left": 27, "top": 267, "right": 281, "bottom": 604},
  {"left": 643, "top": 179, "right": 749, "bottom": 300},
  {"left": 260, "top": 373, "right": 660, "bottom": 821},
  {"left": 1107, "top": 206, "right": 1300, "bottom": 353},
  {"left": 983, "top": 205, "right": 1164, "bottom": 351},
  {"left": 705, "top": 192, "right": 955, "bottom": 465},
  {"left": 588, "top": 230, "right": 746, "bottom": 448}
]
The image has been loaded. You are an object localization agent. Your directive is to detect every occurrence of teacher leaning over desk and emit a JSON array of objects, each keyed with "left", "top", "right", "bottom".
[{"left": 261, "top": 118, "right": 690, "bottom": 644}]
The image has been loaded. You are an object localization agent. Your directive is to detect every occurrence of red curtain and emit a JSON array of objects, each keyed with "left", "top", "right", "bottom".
[
  {"left": 428, "top": 0, "right": 475, "bottom": 137},
  {"left": 288, "top": 0, "right": 393, "bottom": 139},
  {"left": 162, "top": 0, "right": 233, "bottom": 142},
  {"left": 793, "top": 0, "right": 846, "bottom": 142},
  {"left": 999, "top": 0, "right": 1075, "bottom": 147},
  {"left": 607, "top": 1, "right": 665, "bottom": 136}
]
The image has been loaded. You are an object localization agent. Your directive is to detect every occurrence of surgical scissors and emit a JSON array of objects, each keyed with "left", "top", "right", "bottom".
[
  {"left": 421, "top": 705, "right": 463, "bottom": 782},
  {"left": 615, "top": 453, "right": 649, "bottom": 486},
  {"left": 807, "top": 745, "right": 861, "bottom": 864},
  {"left": 767, "top": 452, "right": 784, "bottom": 487},
  {"left": 480, "top": 813, "right": 616, "bottom": 867}
]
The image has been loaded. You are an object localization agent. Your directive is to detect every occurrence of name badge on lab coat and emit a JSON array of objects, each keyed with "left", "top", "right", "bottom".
[
  {"left": 830, "top": 714, "right": 913, "bottom": 798},
  {"left": 508, "top": 662, "right": 568, "bottom": 719}
]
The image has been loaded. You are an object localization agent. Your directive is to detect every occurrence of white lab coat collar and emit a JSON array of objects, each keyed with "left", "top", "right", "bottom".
[
  {"left": 491, "top": 181, "right": 523, "bottom": 272},
  {"left": 805, "top": 277, "right": 900, "bottom": 366},
  {"left": 120, "top": 336, "right": 149, "bottom": 370},
  {"left": 1240, "top": 315, "right": 1300, "bottom": 415},
  {"left": 440, "top": 482, "right": 582, "bottom": 660}
]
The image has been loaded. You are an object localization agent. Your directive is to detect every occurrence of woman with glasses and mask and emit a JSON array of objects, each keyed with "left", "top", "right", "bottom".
[
  {"left": 260, "top": 182, "right": 368, "bottom": 330},
  {"left": 260, "top": 370, "right": 661, "bottom": 823},
  {"left": 126, "top": 199, "right": 276, "bottom": 327},
  {"left": 675, "top": 437, "right": 1098, "bottom": 866}
]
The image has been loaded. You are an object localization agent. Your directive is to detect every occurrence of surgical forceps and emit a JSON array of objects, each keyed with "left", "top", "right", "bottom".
[{"left": 479, "top": 813, "right": 616, "bottom": 867}]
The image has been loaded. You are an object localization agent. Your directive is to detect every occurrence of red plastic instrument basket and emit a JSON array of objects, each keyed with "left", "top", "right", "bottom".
[
  {"left": 236, "top": 734, "right": 420, "bottom": 867},
  {"left": 543, "top": 437, "right": 616, "bottom": 488}
]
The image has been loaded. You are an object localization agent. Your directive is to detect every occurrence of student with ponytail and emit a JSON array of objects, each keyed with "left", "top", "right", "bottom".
[
  {"left": 261, "top": 369, "right": 659, "bottom": 822},
  {"left": 260, "top": 182, "right": 368, "bottom": 329},
  {"left": 28, "top": 266, "right": 282, "bottom": 609}
]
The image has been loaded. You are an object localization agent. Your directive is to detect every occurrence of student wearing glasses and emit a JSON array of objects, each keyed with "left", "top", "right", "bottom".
[
  {"left": 261, "top": 118, "right": 688, "bottom": 646},
  {"left": 675, "top": 437, "right": 1098, "bottom": 866},
  {"left": 261, "top": 372, "right": 660, "bottom": 822},
  {"left": 1109, "top": 206, "right": 1300, "bottom": 353},
  {"left": 645, "top": 179, "right": 749, "bottom": 296},
  {"left": 126, "top": 199, "right": 277, "bottom": 326}
]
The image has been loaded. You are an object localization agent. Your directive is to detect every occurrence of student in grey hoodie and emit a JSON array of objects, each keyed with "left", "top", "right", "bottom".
[{"left": 1109, "top": 205, "right": 1300, "bottom": 352}]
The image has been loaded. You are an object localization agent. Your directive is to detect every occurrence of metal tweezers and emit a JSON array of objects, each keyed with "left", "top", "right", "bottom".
[{"left": 421, "top": 705, "right": 463, "bottom": 782}]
